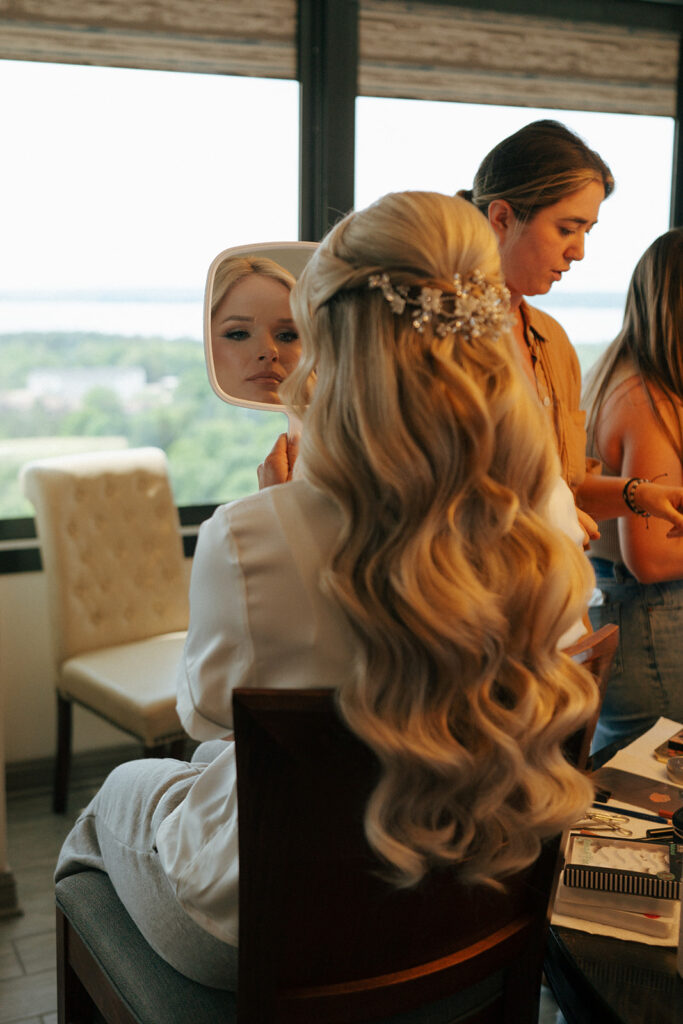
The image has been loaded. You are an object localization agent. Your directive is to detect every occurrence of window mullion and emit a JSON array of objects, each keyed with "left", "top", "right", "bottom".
[{"left": 298, "top": 0, "right": 358, "bottom": 241}]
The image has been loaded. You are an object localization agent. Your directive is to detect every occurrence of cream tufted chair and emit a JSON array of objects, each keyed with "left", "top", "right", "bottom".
[{"left": 20, "top": 447, "right": 190, "bottom": 813}]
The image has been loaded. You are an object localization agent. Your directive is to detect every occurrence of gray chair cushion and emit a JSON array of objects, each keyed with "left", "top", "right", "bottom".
[
  {"left": 56, "top": 871, "right": 236, "bottom": 1024},
  {"left": 56, "top": 870, "right": 502, "bottom": 1024}
]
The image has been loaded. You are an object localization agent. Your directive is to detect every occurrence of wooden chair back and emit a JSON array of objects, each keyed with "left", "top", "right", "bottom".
[
  {"left": 52, "top": 626, "right": 618, "bottom": 1023},
  {"left": 562, "top": 623, "right": 619, "bottom": 769},
  {"left": 234, "top": 688, "right": 562, "bottom": 1024}
]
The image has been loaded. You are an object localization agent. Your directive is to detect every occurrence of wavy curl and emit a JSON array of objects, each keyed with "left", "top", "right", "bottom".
[{"left": 284, "top": 191, "right": 596, "bottom": 887}]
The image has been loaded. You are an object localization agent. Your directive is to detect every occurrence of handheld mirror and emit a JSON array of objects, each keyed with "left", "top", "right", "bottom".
[{"left": 204, "top": 242, "right": 318, "bottom": 424}]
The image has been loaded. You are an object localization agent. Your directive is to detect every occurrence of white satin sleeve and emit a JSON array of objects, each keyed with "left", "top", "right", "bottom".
[
  {"left": 543, "top": 477, "right": 591, "bottom": 650},
  {"left": 176, "top": 504, "right": 253, "bottom": 740}
]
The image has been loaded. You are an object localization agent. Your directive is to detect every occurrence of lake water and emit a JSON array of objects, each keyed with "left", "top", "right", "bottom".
[
  {"left": 533, "top": 303, "right": 624, "bottom": 350},
  {"left": 0, "top": 299, "right": 204, "bottom": 341},
  {"left": 0, "top": 296, "right": 625, "bottom": 348}
]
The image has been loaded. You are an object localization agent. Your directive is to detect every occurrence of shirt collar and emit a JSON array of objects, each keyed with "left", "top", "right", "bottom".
[{"left": 519, "top": 299, "right": 547, "bottom": 346}]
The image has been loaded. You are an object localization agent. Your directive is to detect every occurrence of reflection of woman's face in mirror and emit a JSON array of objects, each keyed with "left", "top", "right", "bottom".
[{"left": 211, "top": 271, "right": 301, "bottom": 405}]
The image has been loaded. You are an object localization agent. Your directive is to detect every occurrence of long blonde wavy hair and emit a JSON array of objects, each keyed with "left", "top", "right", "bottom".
[{"left": 283, "top": 191, "right": 596, "bottom": 888}]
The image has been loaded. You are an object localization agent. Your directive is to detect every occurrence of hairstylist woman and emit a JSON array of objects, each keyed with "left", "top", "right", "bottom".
[{"left": 460, "top": 119, "right": 683, "bottom": 538}]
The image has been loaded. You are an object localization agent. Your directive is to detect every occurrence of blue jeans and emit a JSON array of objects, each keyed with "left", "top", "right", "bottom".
[{"left": 589, "top": 558, "right": 683, "bottom": 751}]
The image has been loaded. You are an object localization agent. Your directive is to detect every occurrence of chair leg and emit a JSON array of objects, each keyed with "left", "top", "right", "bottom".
[
  {"left": 169, "top": 738, "right": 187, "bottom": 760},
  {"left": 143, "top": 740, "right": 187, "bottom": 760},
  {"left": 53, "top": 695, "right": 72, "bottom": 815},
  {"left": 57, "top": 904, "right": 96, "bottom": 1023}
]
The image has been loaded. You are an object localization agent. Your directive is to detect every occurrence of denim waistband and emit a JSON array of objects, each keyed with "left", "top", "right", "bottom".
[{"left": 589, "top": 557, "right": 635, "bottom": 584}]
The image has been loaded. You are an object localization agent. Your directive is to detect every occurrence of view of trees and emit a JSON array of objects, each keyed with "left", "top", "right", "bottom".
[
  {"left": 0, "top": 332, "right": 288, "bottom": 519},
  {"left": 0, "top": 327, "right": 618, "bottom": 522}
]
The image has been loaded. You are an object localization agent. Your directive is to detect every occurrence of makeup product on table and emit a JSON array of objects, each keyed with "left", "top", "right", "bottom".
[{"left": 591, "top": 766, "right": 683, "bottom": 820}]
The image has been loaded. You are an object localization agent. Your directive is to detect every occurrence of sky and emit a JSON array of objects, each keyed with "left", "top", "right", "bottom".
[
  {"left": 0, "top": 59, "right": 675, "bottom": 301},
  {"left": 0, "top": 61, "right": 300, "bottom": 293}
]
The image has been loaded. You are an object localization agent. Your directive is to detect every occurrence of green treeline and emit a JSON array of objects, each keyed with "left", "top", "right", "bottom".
[
  {"left": 0, "top": 332, "right": 287, "bottom": 519},
  {"left": 0, "top": 331, "right": 608, "bottom": 521}
]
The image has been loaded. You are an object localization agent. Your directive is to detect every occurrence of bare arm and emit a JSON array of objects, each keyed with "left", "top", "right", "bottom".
[
  {"left": 586, "top": 376, "right": 683, "bottom": 582},
  {"left": 576, "top": 472, "right": 683, "bottom": 532},
  {"left": 576, "top": 374, "right": 683, "bottom": 539},
  {"left": 618, "top": 398, "right": 683, "bottom": 582}
]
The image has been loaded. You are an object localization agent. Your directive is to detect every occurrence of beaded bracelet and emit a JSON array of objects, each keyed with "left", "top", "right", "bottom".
[{"left": 622, "top": 477, "right": 650, "bottom": 517}]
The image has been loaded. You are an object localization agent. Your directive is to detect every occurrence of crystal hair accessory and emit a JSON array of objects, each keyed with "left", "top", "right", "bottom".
[{"left": 368, "top": 269, "right": 512, "bottom": 341}]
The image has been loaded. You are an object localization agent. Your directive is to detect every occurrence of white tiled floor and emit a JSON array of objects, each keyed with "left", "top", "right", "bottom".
[{"left": 1, "top": 779, "right": 566, "bottom": 1024}]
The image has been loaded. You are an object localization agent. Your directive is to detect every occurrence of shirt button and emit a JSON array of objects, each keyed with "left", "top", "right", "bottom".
[{"left": 543, "top": 396, "right": 551, "bottom": 407}]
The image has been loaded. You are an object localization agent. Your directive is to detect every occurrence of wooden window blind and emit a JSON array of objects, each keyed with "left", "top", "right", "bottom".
[
  {"left": 0, "top": 0, "right": 297, "bottom": 78},
  {"left": 359, "top": 1, "right": 679, "bottom": 116}
]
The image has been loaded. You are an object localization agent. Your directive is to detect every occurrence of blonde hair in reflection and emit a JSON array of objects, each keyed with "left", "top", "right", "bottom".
[
  {"left": 284, "top": 191, "right": 596, "bottom": 888},
  {"left": 210, "top": 255, "right": 295, "bottom": 317}
]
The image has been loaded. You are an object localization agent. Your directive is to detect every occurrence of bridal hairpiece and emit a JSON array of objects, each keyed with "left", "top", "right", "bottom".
[{"left": 368, "top": 269, "right": 511, "bottom": 341}]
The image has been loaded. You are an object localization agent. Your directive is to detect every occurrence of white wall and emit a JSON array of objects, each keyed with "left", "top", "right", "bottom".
[{"left": 0, "top": 560, "right": 193, "bottom": 765}]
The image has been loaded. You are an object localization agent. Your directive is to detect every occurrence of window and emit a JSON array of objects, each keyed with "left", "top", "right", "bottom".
[
  {"left": 355, "top": 98, "right": 674, "bottom": 376},
  {"left": 0, "top": 60, "right": 299, "bottom": 518},
  {"left": 1, "top": 4, "right": 681, "bottom": 523}
]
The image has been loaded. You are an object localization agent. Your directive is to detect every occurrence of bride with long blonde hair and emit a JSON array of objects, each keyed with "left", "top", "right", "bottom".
[
  {"left": 283, "top": 190, "right": 597, "bottom": 886},
  {"left": 56, "top": 191, "right": 597, "bottom": 994}
]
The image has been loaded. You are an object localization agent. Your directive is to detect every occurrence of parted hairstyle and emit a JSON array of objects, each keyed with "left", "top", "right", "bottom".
[
  {"left": 283, "top": 190, "right": 597, "bottom": 888},
  {"left": 210, "top": 254, "right": 295, "bottom": 317},
  {"left": 584, "top": 227, "right": 683, "bottom": 463},
  {"left": 458, "top": 119, "right": 614, "bottom": 222}
]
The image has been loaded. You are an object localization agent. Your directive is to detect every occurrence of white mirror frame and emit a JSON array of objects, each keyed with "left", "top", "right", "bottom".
[{"left": 203, "top": 241, "right": 318, "bottom": 415}]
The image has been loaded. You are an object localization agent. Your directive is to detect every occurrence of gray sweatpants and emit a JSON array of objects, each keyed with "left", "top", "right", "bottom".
[{"left": 55, "top": 742, "right": 238, "bottom": 990}]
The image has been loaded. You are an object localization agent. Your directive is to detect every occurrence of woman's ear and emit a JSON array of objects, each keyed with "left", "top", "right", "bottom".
[{"left": 487, "top": 199, "right": 516, "bottom": 243}]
